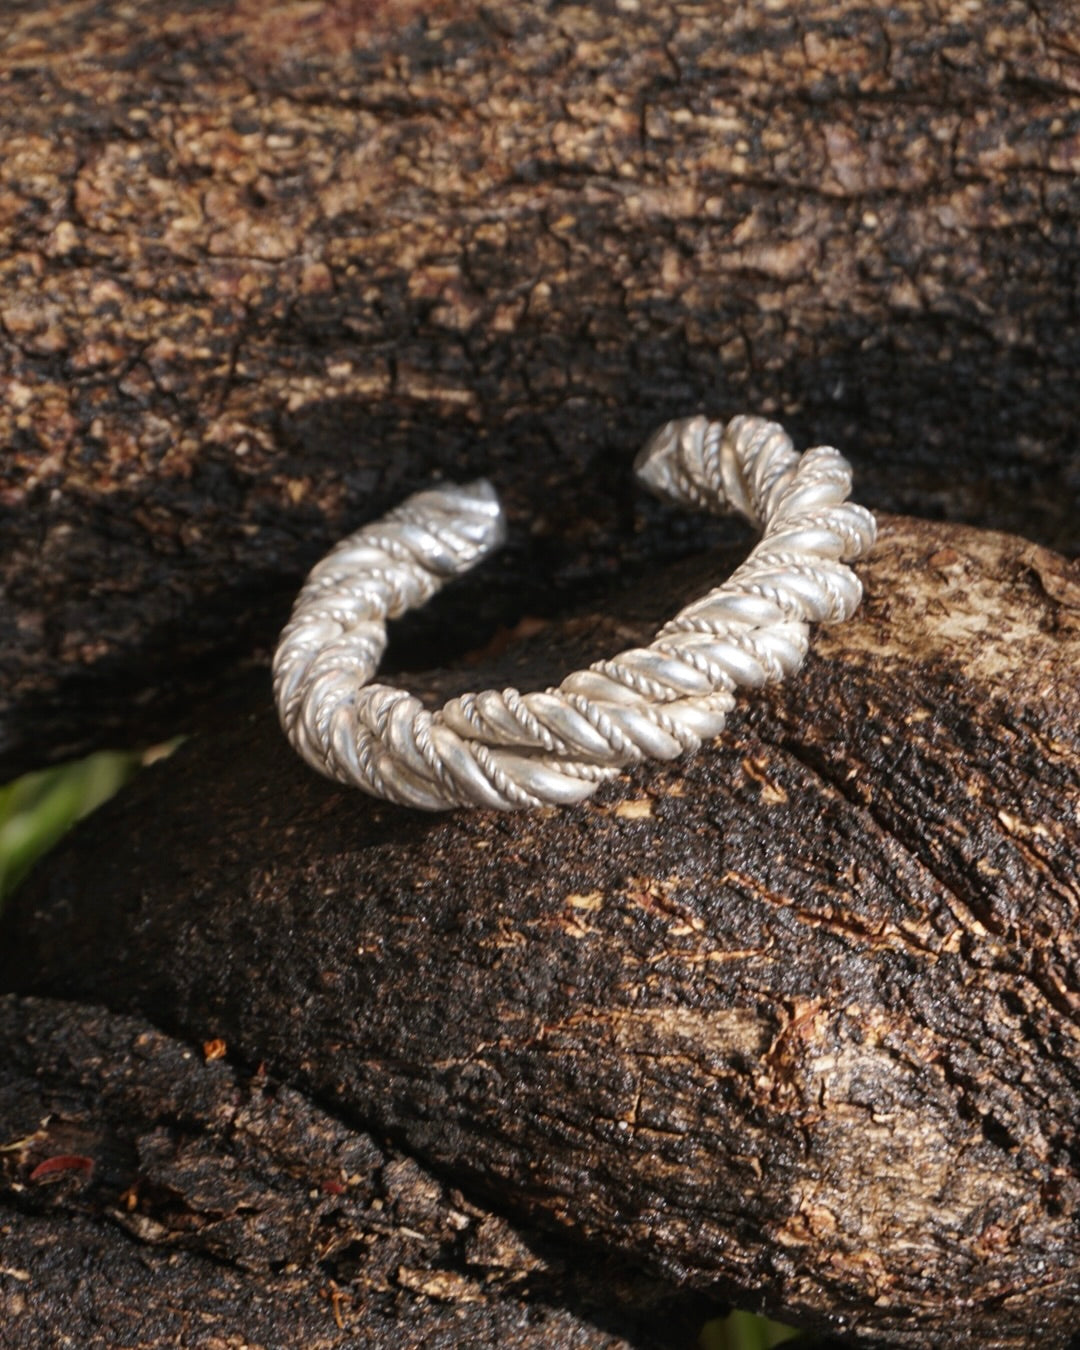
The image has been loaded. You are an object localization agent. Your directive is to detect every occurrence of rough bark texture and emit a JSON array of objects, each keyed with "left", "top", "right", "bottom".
[
  {"left": 3, "top": 1, "right": 1079, "bottom": 1344},
  {"left": 0, "top": 993, "right": 714, "bottom": 1350},
  {"left": 4, "top": 515, "right": 1080, "bottom": 1347},
  {"left": 2, "top": 0, "right": 1079, "bottom": 778}
]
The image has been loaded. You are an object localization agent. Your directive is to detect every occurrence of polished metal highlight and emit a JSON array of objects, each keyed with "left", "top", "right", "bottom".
[{"left": 273, "top": 414, "right": 877, "bottom": 810}]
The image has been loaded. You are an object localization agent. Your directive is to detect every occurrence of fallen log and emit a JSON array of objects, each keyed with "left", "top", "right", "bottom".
[
  {"left": 4, "top": 514, "right": 1079, "bottom": 1346},
  {"left": 2, "top": 0, "right": 1079, "bottom": 777}
]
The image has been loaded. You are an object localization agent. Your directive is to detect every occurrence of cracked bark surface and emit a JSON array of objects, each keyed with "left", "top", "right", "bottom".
[
  {"left": 2, "top": 0, "right": 1079, "bottom": 778},
  {"left": 0, "top": 994, "right": 712, "bottom": 1349},
  {"left": 4, "top": 515, "right": 1079, "bottom": 1346}
]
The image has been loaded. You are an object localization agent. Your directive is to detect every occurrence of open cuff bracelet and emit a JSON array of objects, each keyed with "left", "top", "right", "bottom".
[{"left": 272, "top": 414, "right": 877, "bottom": 811}]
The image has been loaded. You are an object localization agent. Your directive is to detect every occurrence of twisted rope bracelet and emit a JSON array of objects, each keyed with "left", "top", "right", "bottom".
[{"left": 272, "top": 414, "right": 877, "bottom": 811}]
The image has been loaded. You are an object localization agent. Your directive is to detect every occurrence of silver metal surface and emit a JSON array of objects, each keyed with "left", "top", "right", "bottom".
[{"left": 273, "top": 415, "right": 877, "bottom": 810}]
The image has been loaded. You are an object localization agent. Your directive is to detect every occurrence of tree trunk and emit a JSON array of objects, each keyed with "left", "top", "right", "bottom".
[
  {"left": 2, "top": 0, "right": 1078, "bottom": 779},
  {"left": 4, "top": 515, "right": 1079, "bottom": 1346}
]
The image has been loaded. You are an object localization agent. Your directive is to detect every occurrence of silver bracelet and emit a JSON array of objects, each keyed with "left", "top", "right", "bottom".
[{"left": 272, "top": 415, "right": 877, "bottom": 811}]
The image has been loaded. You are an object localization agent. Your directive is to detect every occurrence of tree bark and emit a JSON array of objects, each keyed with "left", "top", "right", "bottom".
[
  {"left": 4, "top": 515, "right": 1079, "bottom": 1346},
  {"left": 3, "top": 1, "right": 1079, "bottom": 1344},
  {"left": 0, "top": 993, "right": 712, "bottom": 1349},
  {"left": 2, "top": 0, "right": 1079, "bottom": 779}
]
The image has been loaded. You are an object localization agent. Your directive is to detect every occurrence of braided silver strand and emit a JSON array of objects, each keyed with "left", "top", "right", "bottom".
[{"left": 272, "top": 414, "right": 877, "bottom": 811}]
